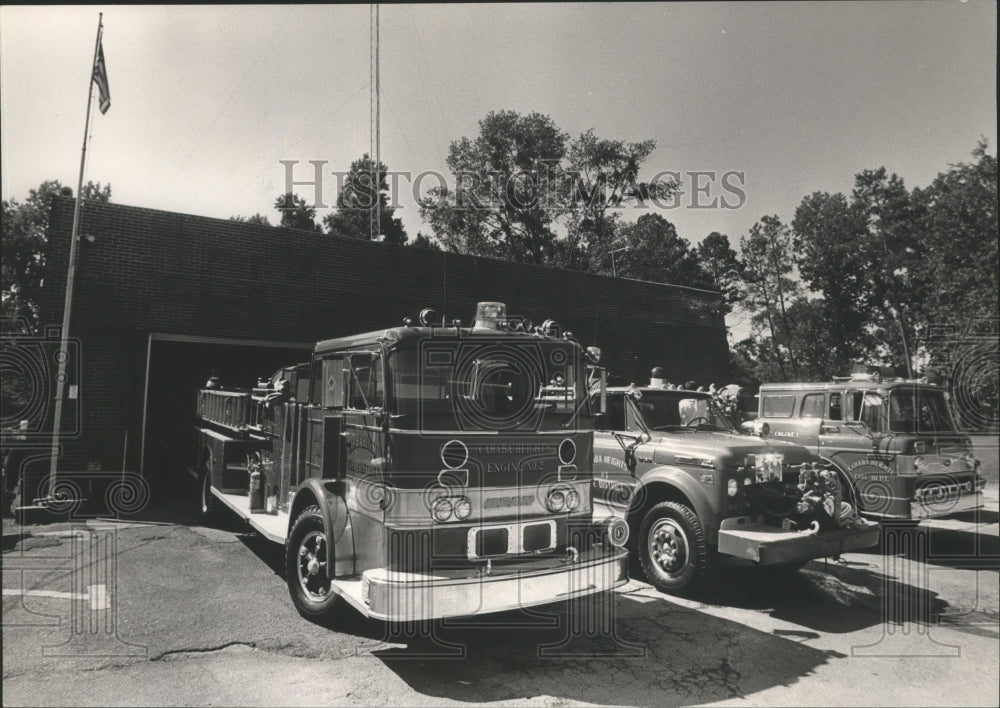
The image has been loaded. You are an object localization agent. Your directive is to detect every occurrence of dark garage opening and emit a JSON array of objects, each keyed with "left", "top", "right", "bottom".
[{"left": 143, "top": 337, "right": 312, "bottom": 494}]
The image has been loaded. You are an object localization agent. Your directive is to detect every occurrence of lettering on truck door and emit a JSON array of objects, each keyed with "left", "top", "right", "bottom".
[{"left": 592, "top": 393, "right": 635, "bottom": 511}]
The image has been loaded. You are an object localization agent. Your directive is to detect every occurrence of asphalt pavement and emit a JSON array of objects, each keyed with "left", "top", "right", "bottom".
[{"left": 3, "top": 437, "right": 999, "bottom": 706}]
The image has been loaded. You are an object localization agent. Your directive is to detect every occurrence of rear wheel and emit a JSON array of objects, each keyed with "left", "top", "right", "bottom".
[
  {"left": 639, "top": 501, "right": 713, "bottom": 597},
  {"left": 286, "top": 505, "right": 341, "bottom": 624}
]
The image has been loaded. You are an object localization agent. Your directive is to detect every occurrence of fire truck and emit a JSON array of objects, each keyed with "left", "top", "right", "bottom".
[
  {"left": 191, "top": 303, "right": 628, "bottom": 623},
  {"left": 588, "top": 370, "right": 881, "bottom": 597},
  {"left": 752, "top": 369, "right": 986, "bottom": 522}
]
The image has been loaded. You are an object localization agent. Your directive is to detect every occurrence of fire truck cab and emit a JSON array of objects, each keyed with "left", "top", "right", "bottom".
[
  {"left": 753, "top": 370, "right": 986, "bottom": 521},
  {"left": 191, "top": 303, "right": 628, "bottom": 623},
  {"left": 589, "top": 370, "right": 880, "bottom": 597}
]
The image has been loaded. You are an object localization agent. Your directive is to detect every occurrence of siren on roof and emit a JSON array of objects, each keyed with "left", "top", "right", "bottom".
[{"left": 474, "top": 302, "right": 507, "bottom": 329}]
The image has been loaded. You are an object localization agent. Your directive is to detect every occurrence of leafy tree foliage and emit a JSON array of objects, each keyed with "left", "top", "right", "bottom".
[
  {"left": 274, "top": 192, "right": 321, "bottom": 232},
  {"left": 737, "top": 142, "right": 996, "bottom": 419},
  {"left": 791, "top": 191, "right": 873, "bottom": 370},
  {"left": 739, "top": 215, "right": 803, "bottom": 380},
  {"left": 911, "top": 141, "right": 998, "bottom": 428},
  {"left": 696, "top": 232, "right": 744, "bottom": 313},
  {"left": 2, "top": 180, "right": 111, "bottom": 332},
  {"left": 614, "top": 214, "right": 709, "bottom": 287},
  {"left": 229, "top": 213, "right": 272, "bottom": 226},
  {"left": 849, "top": 168, "right": 922, "bottom": 374},
  {"left": 911, "top": 141, "right": 998, "bottom": 332},
  {"left": 323, "top": 154, "right": 407, "bottom": 244},
  {"left": 561, "top": 130, "right": 677, "bottom": 272},
  {"left": 408, "top": 232, "right": 441, "bottom": 250},
  {"left": 420, "top": 110, "right": 569, "bottom": 264}
]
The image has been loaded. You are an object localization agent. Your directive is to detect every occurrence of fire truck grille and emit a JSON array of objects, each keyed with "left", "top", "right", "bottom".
[
  {"left": 522, "top": 523, "right": 553, "bottom": 552},
  {"left": 476, "top": 528, "right": 509, "bottom": 557}
]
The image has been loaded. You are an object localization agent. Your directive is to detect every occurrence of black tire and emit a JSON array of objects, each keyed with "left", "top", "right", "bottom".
[
  {"left": 286, "top": 505, "right": 341, "bottom": 624},
  {"left": 638, "top": 501, "right": 713, "bottom": 597}
]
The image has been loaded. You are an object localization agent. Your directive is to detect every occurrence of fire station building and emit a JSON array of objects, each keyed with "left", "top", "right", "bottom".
[{"left": 38, "top": 196, "right": 728, "bottom": 483}]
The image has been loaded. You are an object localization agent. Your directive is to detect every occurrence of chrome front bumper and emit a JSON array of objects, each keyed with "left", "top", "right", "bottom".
[{"left": 358, "top": 547, "right": 628, "bottom": 622}]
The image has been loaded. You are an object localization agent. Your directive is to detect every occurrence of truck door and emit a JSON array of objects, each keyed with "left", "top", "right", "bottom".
[
  {"left": 818, "top": 390, "right": 882, "bottom": 471},
  {"left": 591, "top": 392, "right": 635, "bottom": 512},
  {"left": 796, "top": 392, "right": 826, "bottom": 453},
  {"left": 341, "top": 352, "right": 386, "bottom": 483},
  {"left": 305, "top": 355, "right": 347, "bottom": 480}
]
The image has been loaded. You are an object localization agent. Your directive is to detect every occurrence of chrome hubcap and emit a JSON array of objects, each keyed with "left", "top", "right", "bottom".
[
  {"left": 297, "top": 530, "right": 330, "bottom": 600},
  {"left": 648, "top": 519, "right": 689, "bottom": 576}
]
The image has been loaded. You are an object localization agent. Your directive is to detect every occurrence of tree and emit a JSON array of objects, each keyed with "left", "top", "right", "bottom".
[
  {"left": 740, "top": 215, "right": 803, "bottom": 380},
  {"left": 791, "top": 191, "right": 873, "bottom": 367},
  {"left": 323, "top": 154, "right": 408, "bottom": 244},
  {"left": 696, "top": 232, "right": 745, "bottom": 313},
  {"left": 408, "top": 232, "right": 441, "bottom": 250},
  {"left": 420, "top": 110, "right": 568, "bottom": 264},
  {"left": 274, "top": 193, "right": 321, "bottom": 232},
  {"left": 850, "top": 168, "right": 921, "bottom": 375},
  {"left": 613, "top": 213, "right": 709, "bottom": 287},
  {"left": 782, "top": 298, "right": 857, "bottom": 380},
  {"left": 229, "top": 213, "right": 272, "bottom": 226},
  {"left": 912, "top": 141, "right": 998, "bottom": 428},
  {"left": 911, "top": 141, "right": 998, "bottom": 334},
  {"left": 561, "top": 130, "right": 678, "bottom": 272},
  {"left": 2, "top": 179, "right": 111, "bottom": 332}
]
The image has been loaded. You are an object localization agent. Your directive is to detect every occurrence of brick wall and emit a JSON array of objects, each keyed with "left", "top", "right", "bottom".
[{"left": 41, "top": 196, "right": 729, "bottom": 473}]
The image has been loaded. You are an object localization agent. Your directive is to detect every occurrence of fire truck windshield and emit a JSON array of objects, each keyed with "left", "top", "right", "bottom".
[
  {"left": 389, "top": 342, "right": 582, "bottom": 431},
  {"left": 633, "top": 391, "right": 737, "bottom": 433},
  {"left": 888, "top": 388, "right": 956, "bottom": 433}
]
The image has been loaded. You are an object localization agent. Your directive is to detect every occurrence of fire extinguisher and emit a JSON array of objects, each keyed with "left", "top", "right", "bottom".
[{"left": 248, "top": 453, "right": 265, "bottom": 512}]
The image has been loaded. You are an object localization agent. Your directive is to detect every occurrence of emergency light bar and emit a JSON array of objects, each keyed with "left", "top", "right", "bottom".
[{"left": 474, "top": 301, "right": 507, "bottom": 329}]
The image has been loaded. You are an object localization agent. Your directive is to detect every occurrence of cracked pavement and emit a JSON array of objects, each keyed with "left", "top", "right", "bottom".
[{"left": 3, "top": 486, "right": 998, "bottom": 706}]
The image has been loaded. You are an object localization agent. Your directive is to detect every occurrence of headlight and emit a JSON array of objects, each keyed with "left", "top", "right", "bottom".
[
  {"left": 913, "top": 456, "right": 926, "bottom": 473},
  {"left": 453, "top": 497, "right": 472, "bottom": 520},
  {"left": 546, "top": 488, "right": 566, "bottom": 513},
  {"left": 431, "top": 496, "right": 471, "bottom": 522},
  {"left": 565, "top": 490, "right": 580, "bottom": 510},
  {"left": 431, "top": 497, "right": 453, "bottom": 523}
]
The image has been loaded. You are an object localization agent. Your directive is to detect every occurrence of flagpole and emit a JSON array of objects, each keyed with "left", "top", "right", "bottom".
[{"left": 47, "top": 13, "right": 103, "bottom": 501}]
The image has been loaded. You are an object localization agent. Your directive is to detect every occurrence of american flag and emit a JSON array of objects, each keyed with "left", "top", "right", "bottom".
[{"left": 93, "top": 38, "right": 110, "bottom": 114}]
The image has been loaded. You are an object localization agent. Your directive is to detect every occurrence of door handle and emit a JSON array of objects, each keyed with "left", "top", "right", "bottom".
[{"left": 820, "top": 425, "right": 839, "bottom": 434}]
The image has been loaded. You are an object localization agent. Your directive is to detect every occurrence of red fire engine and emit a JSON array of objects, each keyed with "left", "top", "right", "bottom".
[{"left": 191, "top": 303, "right": 628, "bottom": 623}]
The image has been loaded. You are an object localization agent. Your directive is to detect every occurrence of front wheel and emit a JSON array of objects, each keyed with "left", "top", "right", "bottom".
[
  {"left": 286, "top": 505, "right": 341, "bottom": 624},
  {"left": 639, "top": 501, "right": 713, "bottom": 597}
]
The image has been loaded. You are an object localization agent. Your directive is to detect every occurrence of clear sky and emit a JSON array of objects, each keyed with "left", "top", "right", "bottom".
[{"left": 2, "top": 2, "right": 996, "bottom": 255}]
